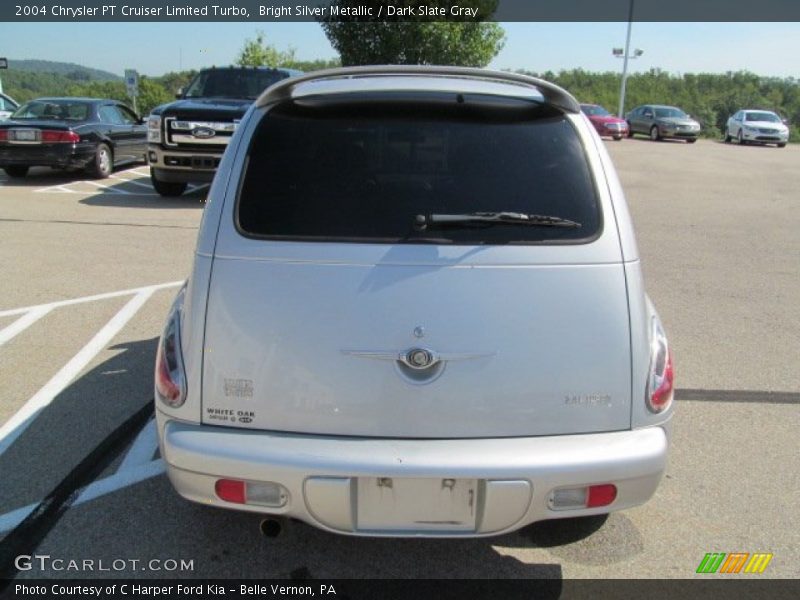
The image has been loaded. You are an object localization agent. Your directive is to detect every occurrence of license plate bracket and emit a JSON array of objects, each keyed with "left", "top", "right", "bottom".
[
  {"left": 11, "top": 129, "right": 39, "bottom": 142},
  {"left": 356, "top": 477, "right": 478, "bottom": 533}
]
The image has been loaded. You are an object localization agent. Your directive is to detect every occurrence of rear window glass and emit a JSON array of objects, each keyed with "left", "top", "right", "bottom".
[
  {"left": 237, "top": 97, "right": 600, "bottom": 245},
  {"left": 12, "top": 100, "right": 90, "bottom": 121}
]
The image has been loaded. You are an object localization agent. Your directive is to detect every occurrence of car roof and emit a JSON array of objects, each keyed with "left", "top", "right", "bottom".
[
  {"left": 25, "top": 97, "right": 109, "bottom": 104},
  {"left": 255, "top": 65, "right": 580, "bottom": 114}
]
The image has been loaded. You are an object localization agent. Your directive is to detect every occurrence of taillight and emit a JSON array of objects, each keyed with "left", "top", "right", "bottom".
[
  {"left": 41, "top": 130, "right": 80, "bottom": 143},
  {"left": 215, "top": 479, "right": 246, "bottom": 504},
  {"left": 550, "top": 484, "right": 618, "bottom": 510},
  {"left": 646, "top": 316, "right": 674, "bottom": 413},
  {"left": 155, "top": 295, "right": 187, "bottom": 408},
  {"left": 586, "top": 484, "right": 618, "bottom": 508},
  {"left": 215, "top": 479, "right": 289, "bottom": 507},
  {"left": 0, "top": 130, "right": 7, "bottom": 142}
]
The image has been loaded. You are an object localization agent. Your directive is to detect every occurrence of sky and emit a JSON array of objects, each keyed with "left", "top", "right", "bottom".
[{"left": 0, "top": 22, "right": 798, "bottom": 79}]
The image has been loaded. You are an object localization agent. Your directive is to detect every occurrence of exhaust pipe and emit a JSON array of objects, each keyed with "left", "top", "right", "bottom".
[{"left": 259, "top": 518, "right": 283, "bottom": 538}]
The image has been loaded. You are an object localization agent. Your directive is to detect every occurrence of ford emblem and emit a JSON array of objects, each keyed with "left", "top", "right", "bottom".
[{"left": 192, "top": 127, "right": 216, "bottom": 139}]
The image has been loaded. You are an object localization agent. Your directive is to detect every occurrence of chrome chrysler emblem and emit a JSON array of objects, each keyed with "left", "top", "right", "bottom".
[
  {"left": 192, "top": 127, "right": 216, "bottom": 139},
  {"left": 404, "top": 348, "right": 435, "bottom": 370},
  {"left": 342, "top": 348, "right": 495, "bottom": 370}
]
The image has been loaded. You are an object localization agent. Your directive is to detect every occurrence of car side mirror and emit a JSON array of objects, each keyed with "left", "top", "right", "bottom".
[
  {"left": 783, "top": 118, "right": 790, "bottom": 125},
  {"left": 175, "top": 87, "right": 184, "bottom": 99}
]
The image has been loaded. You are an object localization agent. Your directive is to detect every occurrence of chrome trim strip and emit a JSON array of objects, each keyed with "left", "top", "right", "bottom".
[
  {"left": 171, "top": 120, "right": 238, "bottom": 132},
  {"left": 170, "top": 134, "right": 231, "bottom": 146}
]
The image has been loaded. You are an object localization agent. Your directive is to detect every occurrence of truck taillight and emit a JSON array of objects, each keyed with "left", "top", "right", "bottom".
[
  {"left": 646, "top": 316, "right": 674, "bottom": 413},
  {"left": 41, "top": 130, "right": 80, "bottom": 143},
  {"left": 147, "top": 115, "right": 162, "bottom": 143},
  {"left": 155, "top": 292, "right": 186, "bottom": 408}
]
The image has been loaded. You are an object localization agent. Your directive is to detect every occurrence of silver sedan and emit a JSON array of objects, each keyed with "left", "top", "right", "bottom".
[{"left": 725, "top": 109, "right": 789, "bottom": 147}]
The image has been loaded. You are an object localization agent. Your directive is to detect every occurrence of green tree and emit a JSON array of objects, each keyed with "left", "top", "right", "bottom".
[
  {"left": 321, "top": 1, "right": 504, "bottom": 67},
  {"left": 289, "top": 58, "right": 342, "bottom": 72},
  {"left": 157, "top": 70, "right": 198, "bottom": 97},
  {"left": 136, "top": 77, "right": 174, "bottom": 115},
  {"left": 236, "top": 31, "right": 298, "bottom": 67}
]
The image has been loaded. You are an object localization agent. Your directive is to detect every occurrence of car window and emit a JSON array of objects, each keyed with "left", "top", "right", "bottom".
[
  {"left": 581, "top": 105, "right": 609, "bottom": 117},
  {"left": 643, "top": 108, "right": 653, "bottom": 117},
  {"left": 115, "top": 105, "right": 139, "bottom": 125},
  {"left": 745, "top": 111, "right": 780, "bottom": 123},
  {"left": 12, "top": 100, "right": 89, "bottom": 121},
  {"left": 99, "top": 105, "right": 125, "bottom": 125},
  {"left": 237, "top": 97, "right": 600, "bottom": 245},
  {"left": 654, "top": 107, "right": 687, "bottom": 119},
  {"left": 184, "top": 69, "right": 292, "bottom": 100}
]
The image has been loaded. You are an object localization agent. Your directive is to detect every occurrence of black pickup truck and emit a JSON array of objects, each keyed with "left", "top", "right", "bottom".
[{"left": 147, "top": 66, "right": 301, "bottom": 197}]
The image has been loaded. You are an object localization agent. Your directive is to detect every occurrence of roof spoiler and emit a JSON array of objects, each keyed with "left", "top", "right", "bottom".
[{"left": 255, "top": 65, "right": 580, "bottom": 114}]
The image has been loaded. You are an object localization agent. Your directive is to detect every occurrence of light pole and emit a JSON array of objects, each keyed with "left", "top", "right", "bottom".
[
  {"left": 0, "top": 58, "right": 7, "bottom": 94},
  {"left": 614, "top": 0, "right": 643, "bottom": 118}
]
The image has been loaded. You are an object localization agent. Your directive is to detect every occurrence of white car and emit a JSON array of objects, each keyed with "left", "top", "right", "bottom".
[
  {"left": 155, "top": 66, "right": 674, "bottom": 538},
  {"left": 0, "top": 92, "right": 19, "bottom": 121},
  {"left": 725, "top": 109, "right": 789, "bottom": 147}
]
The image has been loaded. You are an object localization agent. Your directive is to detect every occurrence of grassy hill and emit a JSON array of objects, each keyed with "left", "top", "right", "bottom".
[
  {"left": 7, "top": 59, "right": 121, "bottom": 81},
  {"left": 1, "top": 59, "right": 124, "bottom": 105}
]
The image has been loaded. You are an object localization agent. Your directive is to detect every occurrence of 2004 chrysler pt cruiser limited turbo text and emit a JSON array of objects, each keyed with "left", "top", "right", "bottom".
[{"left": 154, "top": 66, "right": 675, "bottom": 537}]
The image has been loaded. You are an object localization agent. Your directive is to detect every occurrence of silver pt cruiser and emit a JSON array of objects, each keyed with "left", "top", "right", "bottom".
[{"left": 155, "top": 66, "right": 674, "bottom": 537}]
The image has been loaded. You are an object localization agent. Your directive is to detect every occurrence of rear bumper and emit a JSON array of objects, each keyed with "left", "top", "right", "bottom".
[
  {"left": 157, "top": 412, "right": 670, "bottom": 537},
  {"left": 0, "top": 143, "right": 95, "bottom": 169}
]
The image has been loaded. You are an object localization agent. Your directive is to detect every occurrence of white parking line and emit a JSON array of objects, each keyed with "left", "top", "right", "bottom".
[
  {"left": 0, "top": 289, "right": 155, "bottom": 456},
  {"left": 0, "top": 459, "right": 165, "bottom": 534},
  {"left": 77, "top": 458, "right": 165, "bottom": 505},
  {"left": 109, "top": 175, "right": 153, "bottom": 189},
  {"left": 117, "top": 419, "right": 158, "bottom": 471},
  {"left": 33, "top": 184, "right": 75, "bottom": 194},
  {"left": 0, "top": 306, "right": 53, "bottom": 347},
  {"left": 83, "top": 180, "right": 131, "bottom": 194},
  {"left": 0, "top": 280, "right": 183, "bottom": 318},
  {"left": 30, "top": 167, "right": 210, "bottom": 196},
  {"left": 0, "top": 419, "right": 163, "bottom": 535}
]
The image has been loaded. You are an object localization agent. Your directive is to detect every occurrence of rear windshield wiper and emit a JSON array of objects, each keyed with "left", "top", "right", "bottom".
[{"left": 414, "top": 212, "right": 581, "bottom": 230}]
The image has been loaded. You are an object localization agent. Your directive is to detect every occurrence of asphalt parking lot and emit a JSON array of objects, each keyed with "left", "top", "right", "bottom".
[{"left": 0, "top": 140, "right": 798, "bottom": 581}]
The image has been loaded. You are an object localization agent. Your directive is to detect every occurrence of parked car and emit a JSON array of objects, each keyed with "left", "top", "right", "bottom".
[
  {"left": 580, "top": 103, "right": 628, "bottom": 140},
  {"left": 155, "top": 66, "right": 674, "bottom": 538},
  {"left": 626, "top": 104, "right": 700, "bottom": 142},
  {"left": 0, "top": 92, "right": 19, "bottom": 121},
  {"left": 725, "top": 109, "right": 789, "bottom": 147},
  {"left": 0, "top": 97, "right": 146, "bottom": 178}
]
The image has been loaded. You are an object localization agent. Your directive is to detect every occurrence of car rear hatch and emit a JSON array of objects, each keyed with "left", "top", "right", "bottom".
[{"left": 201, "top": 88, "right": 631, "bottom": 439}]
